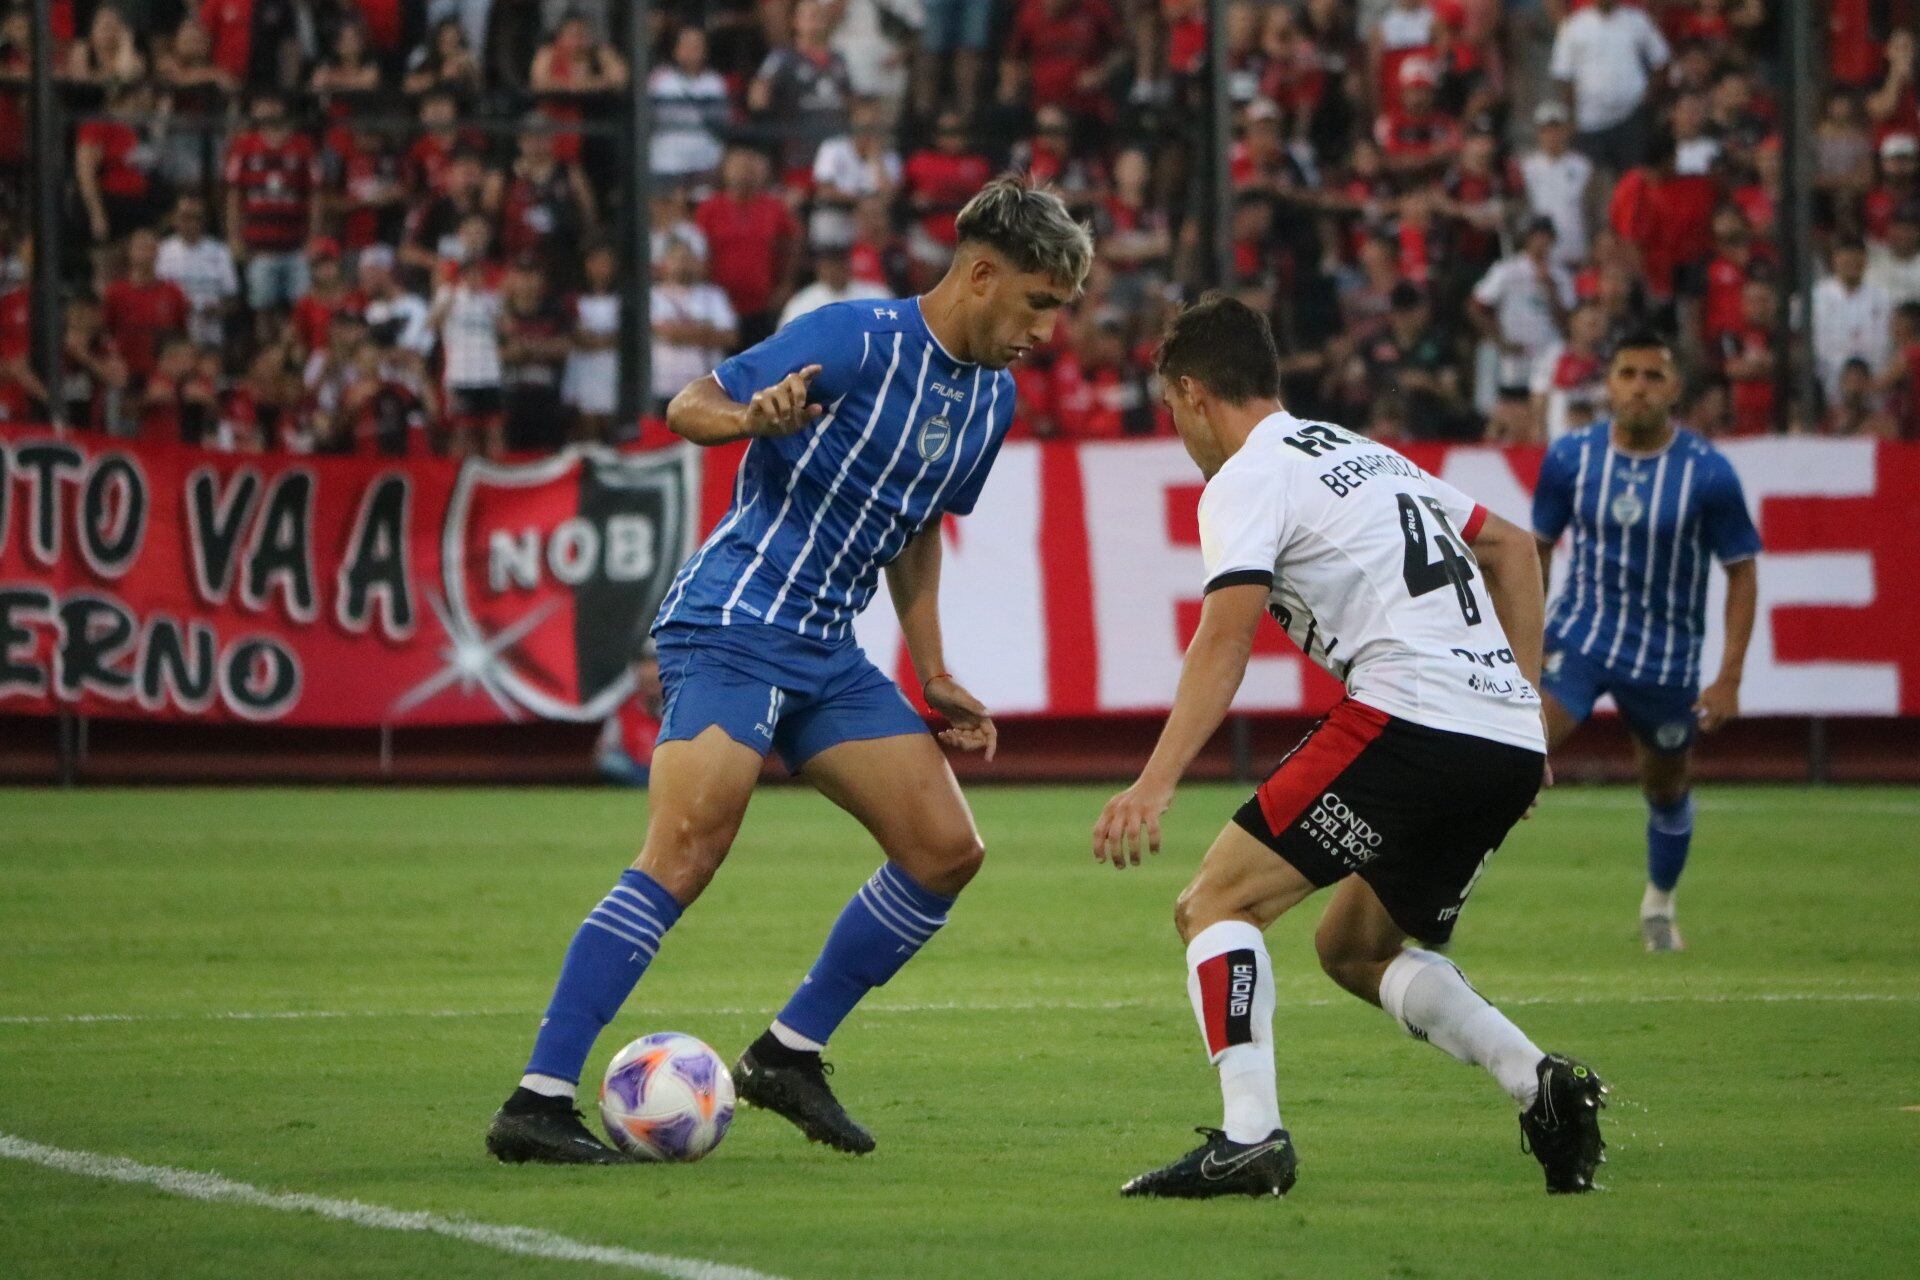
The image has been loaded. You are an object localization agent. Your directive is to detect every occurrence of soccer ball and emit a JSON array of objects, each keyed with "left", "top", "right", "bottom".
[{"left": 598, "top": 1032, "right": 736, "bottom": 1162}]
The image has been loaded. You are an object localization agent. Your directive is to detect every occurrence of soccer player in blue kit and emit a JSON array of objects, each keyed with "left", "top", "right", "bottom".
[
  {"left": 1532, "top": 331, "right": 1762, "bottom": 952},
  {"left": 487, "top": 176, "right": 1092, "bottom": 1163}
]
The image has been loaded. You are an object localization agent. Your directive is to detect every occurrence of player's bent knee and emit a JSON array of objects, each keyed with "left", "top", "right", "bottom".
[
  {"left": 633, "top": 824, "right": 738, "bottom": 905},
  {"left": 1173, "top": 880, "right": 1236, "bottom": 944},
  {"left": 911, "top": 830, "right": 985, "bottom": 896}
]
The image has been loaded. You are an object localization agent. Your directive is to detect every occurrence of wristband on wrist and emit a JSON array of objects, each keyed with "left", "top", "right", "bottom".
[{"left": 922, "top": 672, "right": 951, "bottom": 697}]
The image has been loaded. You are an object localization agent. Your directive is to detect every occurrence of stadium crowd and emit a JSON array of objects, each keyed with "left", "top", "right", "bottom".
[{"left": 2, "top": 0, "right": 1919, "bottom": 455}]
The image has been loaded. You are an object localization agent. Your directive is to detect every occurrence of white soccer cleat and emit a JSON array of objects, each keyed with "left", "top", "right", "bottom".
[{"left": 1640, "top": 914, "right": 1685, "bottom": 953}]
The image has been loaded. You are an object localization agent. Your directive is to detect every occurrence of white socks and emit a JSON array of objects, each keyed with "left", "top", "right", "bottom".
[
  {"left": 1185, "top": 920, "right": 1282, "bottom": 1143},
  {"left": 1640, "top": 884, "right": 1675, "bottom": 919},
  {"left": 518, "top": 1072, "right": 575, "bottom": 1101},
  {"left": 769, "top": 1020, "right": 827, "bottom": 1053},
  {"left": 1378, "top": 948, "right": 1543, "bottom": 1108}
]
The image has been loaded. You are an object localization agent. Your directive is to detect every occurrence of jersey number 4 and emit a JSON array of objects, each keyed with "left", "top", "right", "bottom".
[{"left": 1397, "top": 493, "right": 1481, "bottom": 624}]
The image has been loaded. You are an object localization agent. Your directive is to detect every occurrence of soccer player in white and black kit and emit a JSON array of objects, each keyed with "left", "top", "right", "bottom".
[{"left": 1094, "top": 295, "right": 1606, "bottom": 1199}]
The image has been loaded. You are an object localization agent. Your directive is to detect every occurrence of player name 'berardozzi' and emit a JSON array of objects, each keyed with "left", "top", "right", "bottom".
[{"left": 1317, "top": 449, "right": 1424, "bottom": 498}]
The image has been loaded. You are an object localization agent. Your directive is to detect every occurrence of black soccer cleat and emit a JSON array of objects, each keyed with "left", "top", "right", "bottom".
[
  {"left": 732, "top": 1040, "right": 876, "bottom": 1154},
  {"left": 486, "top": 1089, "right": 630, "bottom": 1165},
  {"left": 1120, "top": 1127, "right": 1298, "bottom": 1200},
  {"left": 1519, "top": 1053, "right": 1609, "bottom": 1194}
]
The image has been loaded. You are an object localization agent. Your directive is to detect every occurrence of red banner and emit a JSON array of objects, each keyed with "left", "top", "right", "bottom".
[
  {"left": 0, "top": 428, "right": 696, "bottom": 724},
  {"left": 844, "top": 437, "right": 1920, "bottom": 720},
  {"left": 6, "top": 429, "right": 1917, "bottom": 725}
]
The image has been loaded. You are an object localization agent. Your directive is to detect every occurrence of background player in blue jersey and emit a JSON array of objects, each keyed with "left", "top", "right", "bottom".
[
  {"left": 486, "top": 176, "right": 1092, "bottom": 1164},
  {"left": 1532, "top": 331, "right": 1762, "bottom": 953}
]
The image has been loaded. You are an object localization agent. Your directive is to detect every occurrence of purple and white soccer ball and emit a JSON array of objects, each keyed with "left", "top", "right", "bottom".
[{"left": 598, "top": 1032, "right": 736, "bottom": 1162}]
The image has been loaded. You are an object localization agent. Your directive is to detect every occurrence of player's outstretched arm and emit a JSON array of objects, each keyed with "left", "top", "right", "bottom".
[
  {"left": 885, "top": 525, "right": 997, "bottom": 760},
  {"left": 1696, "top": 557, "right": 1757, "bottom": 732},
  {"left": 1468, "top": 511, "right": 1546, "bottom": 691},
  {"left": 1092, "top": 583, "right": 1268, "bottom": 869},
  {"left": 665, "top": 365, "right": 823, "bottom": 446}
]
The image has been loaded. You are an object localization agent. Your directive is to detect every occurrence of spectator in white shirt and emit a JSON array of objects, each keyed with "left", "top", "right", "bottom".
[
  {"left": 1472, "top": 217, "right": 1576, "bottom": 438},
  {"left": 358, "top": 247, "right": 434, "bottom": 360},
  {"left": 1812, "top": 236, "right": 1895, "bottom": 407},
  {"left": 154, "top": 195, "right": 238, "bottom": 349},
  {"left": 648, "top": 26, "right": 730, "bottom": 187},
  {"left": 810, "top": 97, "right": 903, "bottom": 250},
  {"left": 429, "top": 255, "right": 506, "bottom": 458},
  {"left": 1548, "top": 0, "right": 1670, "bottom": 174},
  {"left": 832, "top": 0, "right": 924, "bottom": 102},
  {"left": 1866, "top": 207, "right": 1920, "bottom": 308},
  {"left": 780, "top": 244, "right": 892, "bottom": 328},
  {"left": 650, "top": 184, "right": 709, "bottom": 266},
  {"left": 649, "top": 239, "right": 737, "bottom": 415},
  {"left": 1520, "top": 102, "right": 1593, "bottom": 267}
]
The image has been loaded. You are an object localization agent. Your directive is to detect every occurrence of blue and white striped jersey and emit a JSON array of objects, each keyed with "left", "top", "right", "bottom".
[
  {"left": 1532, "top": 422, "right": 1762, "bottom": 688},
  {"left": 655, "top": 298, "right": 1015, "bottom": 642}
]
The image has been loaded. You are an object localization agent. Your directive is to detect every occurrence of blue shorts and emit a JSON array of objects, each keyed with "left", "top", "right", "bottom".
[
  {"left": 653, "top": 623, "right": 928, "bottom": 771},
  {"left": 1541, "top": 646, "right": 1697, "bottom": 755}
]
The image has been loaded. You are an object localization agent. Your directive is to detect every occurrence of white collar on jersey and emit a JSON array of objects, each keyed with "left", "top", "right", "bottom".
[{"left": 909, "top": 296, "right": 970, "bottom": 370}]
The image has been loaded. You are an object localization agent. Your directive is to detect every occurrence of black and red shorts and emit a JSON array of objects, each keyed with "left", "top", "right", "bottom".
[{"left": 1232, "top": 699, "right": 1545, "bottom": 945}]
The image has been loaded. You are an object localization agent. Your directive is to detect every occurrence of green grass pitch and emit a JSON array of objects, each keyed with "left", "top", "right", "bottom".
[{"left": 2, "top": 784, "right": 1917, "bottom": 1279}]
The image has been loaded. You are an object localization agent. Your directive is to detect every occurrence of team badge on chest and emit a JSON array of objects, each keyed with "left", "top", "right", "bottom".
[
  {"left": 916, "top": 411, "right": 953, "bottom": 462},
  {"left": 1610, "top": 487, "right": 1645, "bottom": 526}
]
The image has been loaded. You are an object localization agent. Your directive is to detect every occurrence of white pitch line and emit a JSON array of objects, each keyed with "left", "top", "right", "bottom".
[
  {"left": 0, "top": 1131, "right": 790, "bottom": 1280},
  {"left": 1537, "top": 793, "right": 1920, "bottom": 816},
  {"left": 2, "top": 989, "right": 1914, "bottom": 1029}
]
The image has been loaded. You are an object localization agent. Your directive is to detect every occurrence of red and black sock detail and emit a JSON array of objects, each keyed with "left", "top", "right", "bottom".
[{"left": 1196, "top": 949, "right": 1259, "bottom": 1057}]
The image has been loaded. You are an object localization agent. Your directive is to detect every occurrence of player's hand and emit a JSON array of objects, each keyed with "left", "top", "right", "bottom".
[
  {"left": 742, "top": 365, "right": 824, "bottom": 437},
  {"left": 1092, "top": 778, "right": 1172, "bottom": 870},
  {"left": 926, "top": 675, "right": 997, "bottom": 761},
  {"left": 1694, "top": 678, "right": 1740, "bottom": 733}
]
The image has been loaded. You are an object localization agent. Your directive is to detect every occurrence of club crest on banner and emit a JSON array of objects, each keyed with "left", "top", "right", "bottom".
[{"left": 401, "top": 447, "right": 694, "bottom": 722}]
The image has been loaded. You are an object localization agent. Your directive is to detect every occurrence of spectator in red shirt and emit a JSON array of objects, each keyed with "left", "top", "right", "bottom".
[
  {"left": 102, "top": 229, "right": 192, "bottom": 388},
  {"left": 1866, "top": 133, "right": 1919, "bottom": 241},
  {"left": 75, "top": 82, "right": 163, "bottom": 248},
  {"left": 486, "top": 125, "right": 600, "bottom": 281},
  {"left": 902, "top": 111, "right": 994, "bottom": 288},
  {"left": 325, "top": 125, "right": 408, "bottom": 254},
  {"left": 0, "top": 233, "right": 44, "bottom": 414},
  {"left": 1050, "top": 311, "right": 1146, "bottom": 438},
  {"left": 1702, "top": 206, "right": 1756, "bottom": 345},
  {"left": 138, "top": 336, "right": 219, "bottom": 444},
  {"left": 1885, "top": 300, "right": 1920, "bottom": 439},
  {"left": 224, "top": 91, "right": 322, "bottom": 320},
  {"left": 404, "top": 92, "right": 476, "bottom": 198},
  {"left": 695, "top": 146, "right": 801, "bottom": 346},
  {"left": 530, "top": 11, "right": 629, "bottom": 167},
  {"left": 200, "top": 0, "right": 255, "bottom": 86},
  {"left": 290, "top": 239, "right": 366, "bottom": 357},
  {"left": 1720, "top": 275, "right": 1777, "bottom": 436},
  {"left": 1376, "top": 57, "right": 1462, "bottom": 177},
  {"left": 58, "top": 294, "right": 130, "bottom": 432},
  {"left": 1002, "top": 0, "right": 1126, "bottom": 121},
  {"left": 1010, "top": 105, "right": 1104, "bottom": 216},
  {"left": 1730, "top": 133, "right": 1782, "bottom": 241}
]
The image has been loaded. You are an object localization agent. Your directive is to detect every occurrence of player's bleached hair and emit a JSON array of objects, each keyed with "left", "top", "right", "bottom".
[{"left": 954, "top": 174, "right": 1094, "bottom": 293}]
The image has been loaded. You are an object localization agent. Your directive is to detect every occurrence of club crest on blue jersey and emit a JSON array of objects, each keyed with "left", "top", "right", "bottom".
[
  {"left": 917, "top": 411, "right": 953, "bottom": 462},
  {"left": 1610, "top": 487, "right": 1645, "bottom": 526}
]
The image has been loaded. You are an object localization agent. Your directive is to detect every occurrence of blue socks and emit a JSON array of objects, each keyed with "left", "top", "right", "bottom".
[
  {"left": 1646, "top": 793, "right": 1695, "bottom": 893},
  {"left": 775, "top": 863, "right": 955, "bottom": 1048},
  {"left": 524, "top": 869, "right": 683, "bottom": 1086}
]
